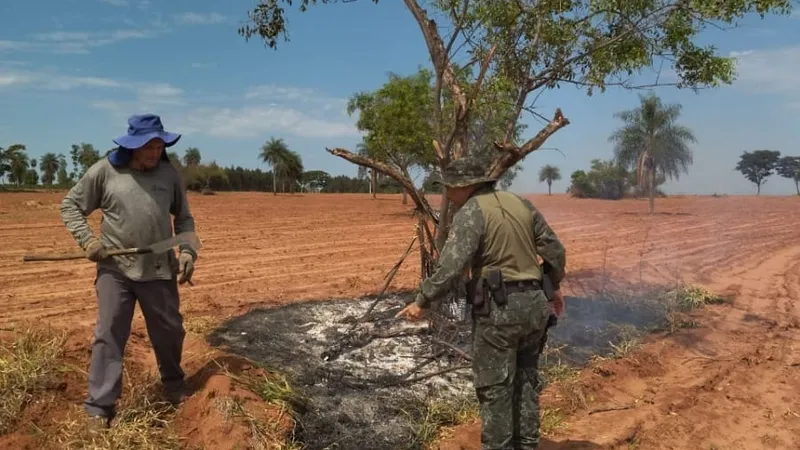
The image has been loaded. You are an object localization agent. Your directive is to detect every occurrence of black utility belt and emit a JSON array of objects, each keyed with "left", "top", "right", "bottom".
[{"left": 503, "top": 279, "right": 542, "bottom": 294}]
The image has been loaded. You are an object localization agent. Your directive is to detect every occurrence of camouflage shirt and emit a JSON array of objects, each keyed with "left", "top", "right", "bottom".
[{"left": 414, "top": 187, "right": 566, "bottom": 308}]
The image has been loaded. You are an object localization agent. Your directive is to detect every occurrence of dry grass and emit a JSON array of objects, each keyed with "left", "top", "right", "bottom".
[
  {"left": 0, "top": 325, "right": 67, "bottom": 434},
  {"left": 183, "top": 315, "right": 219, "bottom": 336},
  {"left": 411, "top": 395, "right": 479, "bottom": 447},
  {"left": 212, "top": 396, "right": 301, "bottom": 450},
  {"left": 660, "top": 284, "right": 727, "bottom": 333},
  {"left": 540, "top": 407, "right": 566, "bottom": 436},
  {"left": 217, "top": 362, "right": 305, "bottom": 449},
  {"left": 52, "top": 372, "right": 181, "bottom": 450}
]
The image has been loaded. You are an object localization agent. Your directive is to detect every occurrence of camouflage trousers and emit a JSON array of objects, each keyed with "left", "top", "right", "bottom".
[{"left": 471, "top": 290, "right": 550, "bottom": 450}]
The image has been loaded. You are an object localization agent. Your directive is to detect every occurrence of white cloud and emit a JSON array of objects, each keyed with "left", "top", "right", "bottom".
[
  {"left": 2, "top": 63, "right": 358, "bottom": 139},
  {"left": 729, "top": 46, "right": 800, "bottom": 95},
  {"left": 0, "top": 69, "right": 124, "bottom": 90},
  {"left": 175, "top": 12, "right": 227, "bottom": 25},
  {"left": 1, "top": 28, "right": 161, "bottom": 54},
  {"left": 177, "top": 106, "right": 360, "bottom": 139},
  {"left": 245, "top": 84, "right": 348, "bottom": 112}
]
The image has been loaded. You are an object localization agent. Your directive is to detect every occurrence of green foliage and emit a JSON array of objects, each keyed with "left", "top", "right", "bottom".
[
  {"left": 776, "top": 155, "right": 800, "bottom": 195},
  {"left": 609, "top": 92, "right": 695, "bottom": 211},
  {"left": 442, "top": 64, "right": 527, "bottom": 188},
  {"left": 302, "top": 170, "right": 332, "bottom": 192},
  {"left": 347, "top": 69, "right": 436, "bottom": 173},
  {"left": 70, "top": 143, "right": 100, "bottom": 179},
  {"left": 238, "top": 0, "right": 793, "bottom": 93},
  {"left": 39, "top": 153, "right": 59, "bottom": 185},
  {"left": 56, "top": 153, "right": 71, "bottom": 187},
  {"left": 735, "top": 149, "right": 781, "bottom": 195},
  {"left": 182, "top": 147, "right": 202, "bottom": 167},
  {"left": 3, "top": 144, "right": 29, "bottom": 185},
  {"left": 259, "top": 137, "right": 305, "bottom": 194},
  {"left": 538, "top": 164, "right": 561, "bottom": 195},
  {"left": 568, "top": 159, "right": 632, "bottom": 200}
]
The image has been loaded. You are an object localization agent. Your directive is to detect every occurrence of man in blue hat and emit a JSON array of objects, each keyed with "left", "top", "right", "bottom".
[{"left": 60, "top": 113, "right": 199, "bottom": 429}]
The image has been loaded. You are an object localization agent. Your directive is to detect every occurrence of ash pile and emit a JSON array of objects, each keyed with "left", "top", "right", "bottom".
[{"left": 208, "top": 292, "right": 475, "bottom": 450}]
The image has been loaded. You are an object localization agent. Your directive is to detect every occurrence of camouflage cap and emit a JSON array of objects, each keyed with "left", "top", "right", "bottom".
[{"left": 433, "top": 157, "right": 498, "bottom": 188}]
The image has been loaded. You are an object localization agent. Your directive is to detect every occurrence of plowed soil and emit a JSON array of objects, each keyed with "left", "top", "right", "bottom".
[{"left": 1, "top": 191, "right": 799, "bottom": 449}]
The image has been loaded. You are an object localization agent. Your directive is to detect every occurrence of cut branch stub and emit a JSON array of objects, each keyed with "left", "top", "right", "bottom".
[
  {"left": 487, "top": 108, "right": 570, "bottom": 179},
  {"left": 325, "top": 147, "right": 439, "bottom": 224}
]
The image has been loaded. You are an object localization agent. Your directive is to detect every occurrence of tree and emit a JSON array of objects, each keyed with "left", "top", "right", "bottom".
[
  {"left": 347, "top": 69, "right": 436, "bottom": 205},
  {"left": 609, "top": 93, "right": 695, "bottom": 213},
  {"left": 356, "top": 141, "right": 378, "bottom": 199},
  {"left": 568, "top": 160, "right": 632, "bottom": 200},
  {"left": 1, "top": 144, "right": 28, "bottom": 185},
  {"left": 259, "top": 137, "right": 302, "bottom": 195},
  {"left": 183, "top": 147, "right": 202, "bottom": 167},
  {"left": 56, "top": 154, "right": 71, "bottom": 186},
  {"left": 776, "top": 156, "right": 800, "bottom": 195},
  {"left": 39, "top": 153, "right": 60, "bottom": 185},
  {"left": 303, "top": 170, "right": 332, "bottom": 193},
  {"left": 168, "top": 151, "right": 184, "bottom": 171},
  {"left": 238, "top": 0, "right": 794, "bottom": 277},
  {"left": 70, "top": 143, "right": 100, "bottom": 178},
  {"left": 538, "top": 165, "right": 561, "bottom": 196},
  {"left": 735, "top": 150, "right": 781, "bottom": 195}
]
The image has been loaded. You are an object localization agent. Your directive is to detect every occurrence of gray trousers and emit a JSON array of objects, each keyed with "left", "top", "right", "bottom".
[{"left": 85, "top": 268, "right": 186, "bottom": 419}]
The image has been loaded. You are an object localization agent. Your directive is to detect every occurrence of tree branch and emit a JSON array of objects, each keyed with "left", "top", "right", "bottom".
[
  {"left": 488, "top": 108, "right": 570, "bottom": 178},
  {"left": 326, "top": 147, "right": 439, "bottom": 223},
  {"left": 403, "top": 0, "right": 467, "bottom": 114}
]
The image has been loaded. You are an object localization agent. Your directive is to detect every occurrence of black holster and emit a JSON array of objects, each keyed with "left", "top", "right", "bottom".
[
  {"left": 485, "top": 268, "right": 508, "bottom": 306},
  {"left": 466, "top": 276, "right": 490, "bottom": 317}
]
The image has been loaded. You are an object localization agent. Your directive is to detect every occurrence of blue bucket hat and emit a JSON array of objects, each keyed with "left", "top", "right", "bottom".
[{"left": 109, "top": 113, "right": 181, "bottom": 167}]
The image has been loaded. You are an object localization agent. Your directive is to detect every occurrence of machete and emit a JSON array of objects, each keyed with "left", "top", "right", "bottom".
[{"left": 22, "top": 231, "right": 202, "bottom": 262}]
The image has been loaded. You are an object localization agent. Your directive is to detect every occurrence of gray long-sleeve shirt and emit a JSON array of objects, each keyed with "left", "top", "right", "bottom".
[{"left": 60, "top": 157, "right": 196, "bottom": 281}]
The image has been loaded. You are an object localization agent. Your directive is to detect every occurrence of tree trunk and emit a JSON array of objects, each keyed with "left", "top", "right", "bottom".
[
  {"left": 648, "top": 169, "right": 655, "bottom": 213},
  {"left": 547, "top": 181, "right": 552, "bottom": 196},
  {"left": 795, "top": 179, "right": 799, "bottom": 195},
  {"left": 272, "top": 173, "right": 277, "bottom": 196},
  {"left": 402, "top": 189, "right": 408, "bottom": 205},
  {"left": 757, "top": 182, "right": 761, "bottom": 195},
  {"left": 371, "top": 169, "right": 377, "bottom": 199}
]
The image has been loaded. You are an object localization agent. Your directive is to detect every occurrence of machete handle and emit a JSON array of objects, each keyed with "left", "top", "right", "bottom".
[{"left": 22, "top": 247, "right": 150, "bottom": 262}]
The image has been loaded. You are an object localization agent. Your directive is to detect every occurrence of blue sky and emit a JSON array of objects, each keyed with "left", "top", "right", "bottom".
[{"left": 1, "top": 0, "right": 800, "bottom": 195}]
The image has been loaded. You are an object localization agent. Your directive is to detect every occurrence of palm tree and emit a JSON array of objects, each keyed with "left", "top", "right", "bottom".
[
  {"left": 259, "top": 137, "right": 292, "bottom": 195},
  {"left": 40, "top": 153, "right": 60, "bottom": 185},
  {"left": 282, "top": 150, "right": 304, "bottom": 194},
  {"left": 5, "top": 144, "right": 29, "bottom": 185},
  {"left": 538, "top": 165, "right": 561, "bottom": 196},
  {"left": 609, "top": 93, "right": 695, "bottom": 213}
]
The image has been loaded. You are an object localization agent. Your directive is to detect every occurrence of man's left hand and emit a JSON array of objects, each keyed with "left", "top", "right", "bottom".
[
  {"left": 178, "top": 251, "right": 195, "bottom": 285},
  {"left": 395, "top": 302, "right": 424, "bottom": 321}
]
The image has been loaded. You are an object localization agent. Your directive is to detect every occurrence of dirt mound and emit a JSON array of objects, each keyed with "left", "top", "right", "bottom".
[{"left": 176, "top": 371, "right": 293, "bottom": 450}]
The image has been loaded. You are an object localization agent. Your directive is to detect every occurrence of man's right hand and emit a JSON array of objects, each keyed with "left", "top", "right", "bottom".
[
  {"left": 85, "top": 239, "right": 109, "bottom": 262},
  {"left": 552, "top": 289, "right": 565, "bottom": 317}
]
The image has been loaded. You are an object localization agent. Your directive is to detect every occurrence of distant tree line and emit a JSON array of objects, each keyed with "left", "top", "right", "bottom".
[{"left": 0, "top": 141, "right": 397, "bottom": 195}]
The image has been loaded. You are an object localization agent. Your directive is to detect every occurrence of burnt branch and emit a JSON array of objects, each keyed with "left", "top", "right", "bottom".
[
  {"left": 326, "top": 147, "right": 439, "bottom": 223},
  {"left": 488, "top": 108, "right": 570, "bottom": 179}
]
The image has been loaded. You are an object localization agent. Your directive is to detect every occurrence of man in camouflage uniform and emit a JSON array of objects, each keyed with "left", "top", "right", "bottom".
[{"left": 397, "top": 157, "right": 566, "bottom": 449}]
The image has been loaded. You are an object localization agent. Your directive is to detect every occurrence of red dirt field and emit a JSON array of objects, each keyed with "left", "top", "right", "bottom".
[{"left": 1, "top": 191, "right": 799, "bottom": 449}]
